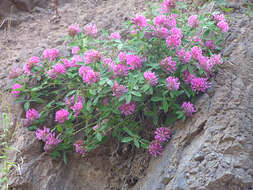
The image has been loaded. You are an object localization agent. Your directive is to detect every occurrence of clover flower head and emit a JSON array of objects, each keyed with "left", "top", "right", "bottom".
[
  {"left": 149, "top": 140, "right": 163, "bottom": 157},
  {"left": 113, "top": 64, "right": 129, "bottom": 77},
  {"left": 126, "top": 54, "right": 142, "bottom": 70},
  {"left": 154, "top": 15, "right": 176, "bottom": 28},
  {"left": 191, "top": 46, "right": 202, "bottom": 60},
  {"left": 62, "top": 58, "right": 72, "bottom": 69},
  {"left": 48, "top": 69, "right": 57, "bottom": 79},
  {"left": 155, "top": 27, "right": 169, "bottom": 39},
  {"left": 103, "top": 98, "right": 109, "bottom": 106},
  {"left": 188, "top": 15, "right": 199, "bottom": 28},
  {"left": 53, "top": 62, "right": 66, "bottom": 75},
  {"left": 217, "top": 20, "right": 229, "bottom": 33},
  {"left": 159, "top": 56, "right": 176, "bottom": 73},
  {"left": 118, "top": 52, "right": 127, "bottom": 63},
  {"left": 209, "top": 54, "right": 223, "bottom": 67},
  {"left": 155, "top": 127, "right": 171, "bottom": 142},
  {"left": 11, "top": 83, "right": 22, "bottom": 96},
  {"left": 71, "top": 101, "right": 83, "bottom": 116},
  {"left": 68, "top": 24, "right": 80, "bottom": 38},
  {"left": 170, "top": 27, "right": 183, "bottom": 38},
  {"left": 166, "top": 27, "right": 182, "bottom": 49},
  {"left": 79, "top": 66, "right": 99, "bottom": 85},
  {"left": 166, "top": 76, "right": 180, "bottom": 91},
  {"left": 182, "top": 102, "right": 196, "bottom": 117},
  {"left": 198, "top": 56, "right": 211, "bottom": 73},
  {"left": 103, "top": 58, "right": 115, "bottom": 71},
  {"left": 183, "top": 70, "right": 195, "bottom": 84},
  {"left": 55, "top": 109, "right": 69, "bottom": 124},
  {"left": 167, "top": 14, "right": 177, "bottom": 28},
  {"left": 44, "top": 132, "right": 62, "bottom": 152},
  {"left": 42, "top": 48, "right": 60, "bottom": 61},
  {"left": 84, "top": 24, "right": 98, "bottom": 37},
  {"left": 74, "top": 140, "right": 86, "bottom": 157},
  {"left": 110, "top": 32, "right": 121, "bottom": 40},
  {"left": 119, "top": 101, "right": 136, "bottom": 116},
  {"left": 190, "top": 77, "right": 210, "bottom": 93},
  {"left": 161, "top": 0, "right": 176, "bottom": 13},
  {"left": 112, "top": 81, "right": 128, "bottom": 98},
  {"left": 144, "top": 71, "right": 158, "bottom": 86},
  {"left": 72, "top": 46, "right": 80, "bottom": 55},
  {"left": 205, "top": 40, "right": 215, "bottom": 50},
  {"left": 153, "top": 15, "right": 167, "bottom": 27},
  {"left": 84, "top": 50, "right": 102, "bottom": 64},
  {"left": 132, "top": 15, "right": 148, "bottom": 29},
  {"left": 36, "top": 126, "right": 50, "bottom": 142},
  {"left": 26, "top": 108, "right": 39, "bottom": 121},
  {"left": 9, "top": 68, "right": 22, "bottom": 79},
  {"left": 213, "top": 13, "right": 225, "bottom": 22}
]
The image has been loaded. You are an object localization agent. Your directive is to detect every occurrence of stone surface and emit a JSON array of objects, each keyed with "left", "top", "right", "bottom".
[
  {"left": 133, "top": 9, "right": 253, "bottom": 190},
  {"left": 0, "top": 0, "right": 71, "bottom": 18}
]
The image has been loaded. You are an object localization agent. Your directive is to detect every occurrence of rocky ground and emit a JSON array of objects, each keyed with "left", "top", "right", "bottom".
[
  {"left": 134, "top": 2, "right": 253, "bottom": 190},
  {"left": 0, "top": 0, "right": 152, "bottom": 189},
  {"left": 0, "top": 0, "right": 253, "bottom": 190}
]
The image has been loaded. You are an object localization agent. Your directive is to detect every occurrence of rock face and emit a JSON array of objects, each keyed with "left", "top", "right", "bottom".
[
  {"left": 0, "top": 0, "right": 72, "bottom": 18},
  {"left": 133, "top": 8, "right": 253, "bottom": 190},
  {"left": 1, "top": 0, "right": 253, "bottom": 190}
]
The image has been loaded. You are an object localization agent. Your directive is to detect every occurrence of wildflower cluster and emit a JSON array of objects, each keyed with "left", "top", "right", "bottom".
[{"left": 10, "top": 1, "right": 227, "bottom": 161}]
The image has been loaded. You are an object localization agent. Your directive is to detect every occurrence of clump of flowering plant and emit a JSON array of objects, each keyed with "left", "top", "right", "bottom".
[{"left": 10, "top": 1, "right": 228, "bottom": 162}]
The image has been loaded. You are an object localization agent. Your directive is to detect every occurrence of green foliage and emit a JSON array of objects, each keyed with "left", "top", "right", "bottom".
[
  {"left": 0, "top": 94, "right": 19, "bottom": 190},
  {"left": 10, "top": 1, "right": 226, "bottom": 161}
]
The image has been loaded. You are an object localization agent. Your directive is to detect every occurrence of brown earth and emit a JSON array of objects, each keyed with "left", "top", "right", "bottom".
[{"left": 0, "top": 0, "right": 152, "bottom": 189}]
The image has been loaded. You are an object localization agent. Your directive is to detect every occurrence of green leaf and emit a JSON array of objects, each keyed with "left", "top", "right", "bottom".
[
  {"left": 106, "top": 79, "right": 113, "bottom": 86},
  {"left": 102, "top": 29, "right": 109, "bottom": 38},
  {"left": 165, "top": 117, "right": 178, "bottom": 125},
  {"left": 86, "top": 100, "right": 92, "bottom": 112},
  {"left": 188, "top": 64, "right": 194, "bottom": 74},
  {"left": 163, "top": 99, "right": 169, "bottom": 113},
  {"left": 142, "top": 84, "right": 150, "bottom": 92},
  {"left": 89, "top": 89, "right": 96, "bottom": 95},
  {"left": 149, "top": 87, "right": 153, "bottom": 95},
  {"left": 203, "top": 29, "right": 210, "bottom": 39},
  {"left": 51, "top": 150, "right": 61, "bottom": 160},
  {"left": 141, "top": 142, "right": 149, "bottom": 149},
  {"left": 126, "top": 94, "right": 132, "bottom": 104},
  {"left": 96, "top": 133, "right": 103, "bottom": 142},
  {"left": 24, "top": 101, "right": 30, "bottom": 111},
  {"left": 46, "top": 100, "right": 55, "bottom": 108},
  {"left": 65, "top": 90, "right": 76, "bottom": 97},
  {"left": 131, "top": 91, "right": 142, "bottom": 97},
  {"left": 15, "top": 98, "right": 26, "bottom": 103},
  {"left": 28, "top": 125, "right": 37, "bottom": 131},
  {"left": 180, "top": 64, "right": 188, "bottom": 73},
  {"left": 31, "top": 97, "right": 45, "bottom": 104},
  {"left": 56, "top": 124, "right": 63, "bottom": 133},
  {"left": 123, "top": 127, "right": 135, "bottom": 137},
  {"left": 151, "top": 97, "right": 163, "bottom": 102},
  {"left": 63, "top": 152, "right": 67, "bottom": 164},
  {"left": 31, "top": 87, "right": 40, "bottom": 92},
  {"left": 121, "top": 137, "right": 133, "bottom": 143},
  {"left": 172, "top": 90, "right": 184, "bottom": 97},
  {"left": 134, "top": 139, "right": 140, "bottom": 148},
  {"left": 112, "top": 108, "right": 120, "bottom": 114}
]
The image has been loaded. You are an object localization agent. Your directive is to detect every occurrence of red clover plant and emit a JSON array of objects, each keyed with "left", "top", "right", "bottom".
[{"left": 10, "top": 0, "right": 228, "bottom": 162}]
